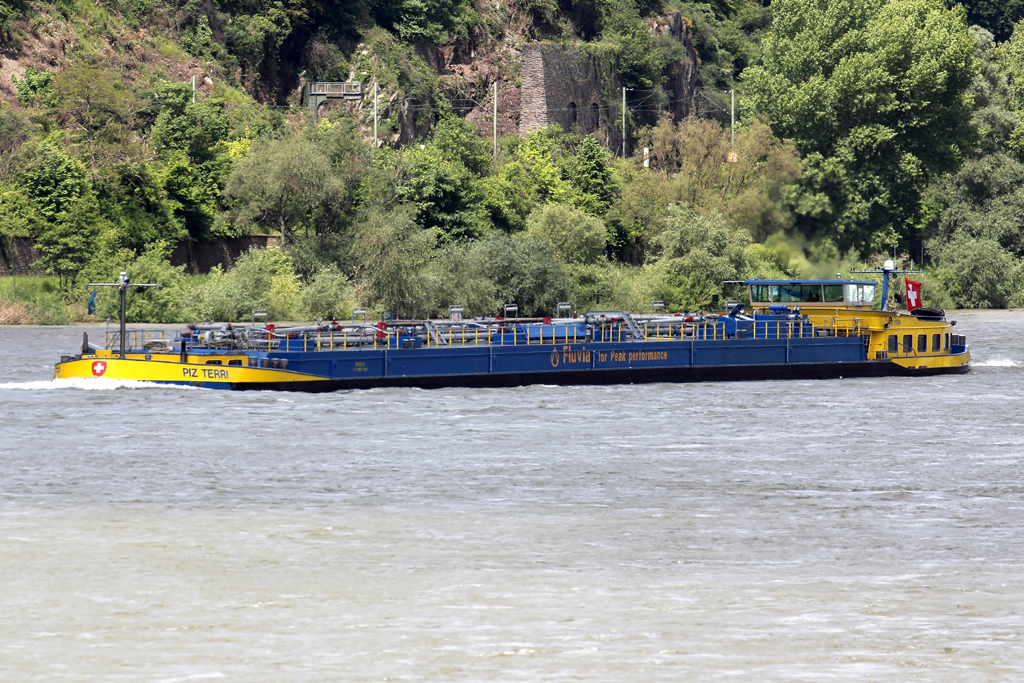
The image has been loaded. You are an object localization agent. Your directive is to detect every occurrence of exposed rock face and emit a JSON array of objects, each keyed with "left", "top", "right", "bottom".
[{"left": 649, "top": 11, "right": 703, "bottom": 122}]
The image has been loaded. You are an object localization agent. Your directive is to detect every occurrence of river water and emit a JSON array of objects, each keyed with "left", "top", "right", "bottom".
[{"left": 1, "top": 311, "right": 1023, "bottom": 681}]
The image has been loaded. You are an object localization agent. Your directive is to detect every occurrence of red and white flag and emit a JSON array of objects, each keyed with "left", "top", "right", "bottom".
[{"left": 905, "top": 279, "right": 922, "bottom": 310}]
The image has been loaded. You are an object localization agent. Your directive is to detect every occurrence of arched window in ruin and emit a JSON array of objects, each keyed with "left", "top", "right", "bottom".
[
  {"left": 568, "top": 101, "right": 578, "bottom": 125},
  {"left": 590, "top": 103, "right": 600, "bottom": 130}
]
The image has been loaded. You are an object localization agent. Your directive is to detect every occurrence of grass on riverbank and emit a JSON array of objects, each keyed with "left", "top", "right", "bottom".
[{"left": 0, "top": 277, "right": 93, "bottom": 325}]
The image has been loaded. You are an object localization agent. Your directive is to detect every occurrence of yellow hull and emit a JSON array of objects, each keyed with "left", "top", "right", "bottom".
[
  {"left": 891, "top": 349, "right": 972, "bottom": 371},
  {"left": 53, "top": 352, "right": 324, "bottom": 387}
]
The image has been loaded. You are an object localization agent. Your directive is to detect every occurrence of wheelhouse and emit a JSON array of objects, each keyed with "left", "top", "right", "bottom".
[{"left": 747, "top": 280, "right": 877, "bottom": 310}]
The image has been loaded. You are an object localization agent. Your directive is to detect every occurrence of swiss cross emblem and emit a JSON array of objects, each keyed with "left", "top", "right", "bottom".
[{"left": 91, "top": 361, "right": 107, "bottom": 377}]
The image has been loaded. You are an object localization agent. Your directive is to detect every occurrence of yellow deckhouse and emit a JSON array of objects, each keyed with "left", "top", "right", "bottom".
[{"left": 744, "top": 260, "right": 970, "bottom": 373}]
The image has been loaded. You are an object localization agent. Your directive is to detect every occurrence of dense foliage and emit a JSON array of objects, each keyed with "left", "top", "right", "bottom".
[{"left": 4, "top": 0, "right": 1024, "bottom": 320}]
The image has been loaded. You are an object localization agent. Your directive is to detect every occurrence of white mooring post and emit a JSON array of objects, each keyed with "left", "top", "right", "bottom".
[{"left": 492, "top": 81, "right": 498, "bottom": 157}]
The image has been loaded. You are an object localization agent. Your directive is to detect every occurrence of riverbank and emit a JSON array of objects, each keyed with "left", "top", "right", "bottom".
[
  {"left": 4, "top": 273, "right": 1023, "bottom": 326},
  {"left": 0, "top": 277, "right": 93, "bottom": 325}
]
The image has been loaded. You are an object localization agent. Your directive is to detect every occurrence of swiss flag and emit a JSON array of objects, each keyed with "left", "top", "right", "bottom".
[
  {"left": 906, "top": 279, "right": 922, "bottom": 310},
  {"left": 91, "top": 360, "right": 107, "bottom": 377}
]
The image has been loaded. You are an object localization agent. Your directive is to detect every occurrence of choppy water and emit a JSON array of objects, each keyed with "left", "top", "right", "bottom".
[{"left": 1, "top": 311, "right": 1023, "bottom": 681}]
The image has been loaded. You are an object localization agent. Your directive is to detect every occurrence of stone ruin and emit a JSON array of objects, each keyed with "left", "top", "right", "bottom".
[{"left": 519, "top": 10, "right": 702, "bottom": 154}]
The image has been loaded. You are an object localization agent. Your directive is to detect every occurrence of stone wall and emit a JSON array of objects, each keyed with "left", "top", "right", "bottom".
[
  {"left": 170, "top": 236, "right": 280, "bottom": 274},
  {"left": 519, "top": 43, "right": 623, "bottom": 152},
  {"left": 518, "top": 11, "right": 702, "bottom": 154},
  {"left": 0, "top": 237, "right": 43, "bottom": 276},
  {"left": 519, "top": 46, "right": 549, "bottom": 133},
  {"left": 1, "top": 236, "right": 279, "bottom": 277}
]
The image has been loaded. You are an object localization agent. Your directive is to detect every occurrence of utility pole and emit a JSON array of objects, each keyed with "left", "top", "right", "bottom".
[
  {"left": 492, "top": 81, "right": 498, "bottom": 157},
  {"left": 730, "top": 90, "right": 735, "bottom": 147},
  {"left": 373, "top": 79, "right": 378, "bottom": 148},
  {"left": 622, "top": 86, "right": 627, "bottom": 158}
]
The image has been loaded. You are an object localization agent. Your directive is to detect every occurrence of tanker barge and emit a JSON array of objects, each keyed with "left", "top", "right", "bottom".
[{"left": 54, "top": 263, "right": 970, "bottom": 391}]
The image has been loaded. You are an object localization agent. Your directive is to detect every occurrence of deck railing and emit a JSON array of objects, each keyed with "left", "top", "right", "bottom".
[
  {"left": 106, "top": 329, "right": 171, "bottom": 352},
  {"left": 242, "top": 317, "right": 831, "bottom": 353}
]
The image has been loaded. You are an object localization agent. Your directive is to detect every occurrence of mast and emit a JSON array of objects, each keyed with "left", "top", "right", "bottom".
[
  {"left": 87, "top": 272, "right": 162, "bottom": 357},
  {"left": 850, "top": 260, "right": 921, "bottom": 311}
]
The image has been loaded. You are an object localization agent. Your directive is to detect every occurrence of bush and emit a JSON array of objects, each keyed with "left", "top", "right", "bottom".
[
  {"left": 931, "top": 234, "right": 1022, "bottom": 308},
  {"left": 351, "top": 207, "right": 435, "bottom": 316},
  {"left": 301, "top": 263, "right": 354, "bottom": 320},
  {"left": 421, "top": 243, "right": 497, "bottom": 317},
  {"left": 656, "top": 203, "right": 751, "bottom": 311},
  {"left": 187, "top": 247, "right": 303, "bottom": 321},
  {"left": 526, "top": 203, "right": 607, "bottom": 265},
  {"left": 467, "top": 232, "right": 572, "bottom": 317}
]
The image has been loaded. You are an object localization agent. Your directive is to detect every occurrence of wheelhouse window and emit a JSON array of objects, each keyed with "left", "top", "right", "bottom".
[
  {"left": 844, "top": 284, "right": 876, "bottom": 306},
  {"left": 780, "top": 285, "right": 822, "bottom": 303},
  {"left": 823, "top": 285, "right": 844, "bottom": 302},
  {"left": 944, "top": 333, "right": 950, "bottom": 351},
  {"left": 749, "top": 284, "right": 780, "bottom": 303},
  {"left": 917, "top": 335, "right": 927, "bottom": 352},
  {"left": 903, "top": 335, "right": 913, "bottom": 352},
  {"left": 888, "top": 335, "right": 898, "bottom": 353},
  {"left": 932, "top": 334, "right": 941, "bottom": 352}
]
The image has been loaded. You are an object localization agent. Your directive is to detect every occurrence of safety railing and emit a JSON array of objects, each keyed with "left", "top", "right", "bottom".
[
  {"left": 106, "top": 329, "right": 171, "bottom": 352},
  {"left": 242, "top": 317, "right": 832, "bottom": 352}
]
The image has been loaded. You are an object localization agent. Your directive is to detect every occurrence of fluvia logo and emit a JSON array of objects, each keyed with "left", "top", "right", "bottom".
[{"left": 91, "top": 361, "right": 107, "bottom": 377}]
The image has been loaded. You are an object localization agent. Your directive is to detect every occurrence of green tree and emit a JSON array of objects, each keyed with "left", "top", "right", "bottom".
[
  {"left": 369, "top": 0, "right": 473, "bottom": 44},
  {"left": 399, "top": 115, "right": 491, "bottom": 241},
  {"left": 50, "top": 66, "right": 134, "bottom": 174},
  {"left": 224, "top": 136, "right": 337, "bottom": 243},
  {"left": 351, "top": 206, "right": 435, "bottom": 314},
  {"left": 560, "top": 135, "right": 617, "bottom": 216},
  {"left": 0, "top": 186, "right": 44, "bottom": 238},
  {"left": 401, "top": 143, "right": 480, "bottom": 241},
  {"left": 150, "top": 82, "right": 230, "bottom": 166},
  {"left": 601, "top": 0, "right": 663, "bottom": 91},
  {"left": 20, "top": 142, "right": 90, "bottom": 220},
  {"left": 928, "top": 28, "right": 1024, "bottom": 257},
  {"left": 33, "top": 197, "right": 106, "bottom": 291},
  {"left": 931, "top": 233, "right": 1022, "bottom": 307},
  {"left": 655, "top": 203, "right": 751, "bottom": 311},
  {"left": 959, "top": 0, "right": 1024, "bottom": 42},
  {"left": 743, "top": 0, "right": 977, "bottom": 254},
  {"left": 613, "top": 117, "right": 800, "bottom": 262},
  {"left": 500, "top": 127, "right": 619, "bottom": 217}
]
